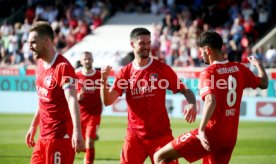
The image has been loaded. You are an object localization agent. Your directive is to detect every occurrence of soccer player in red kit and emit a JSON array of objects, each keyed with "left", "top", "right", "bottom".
[
  {"left": 153, "top": 31, "right": 268, "bottom": 164},
  {"left": 25, "top": 21, "right": 84, "bottom": 164},
  {"left": 76, "top": 51, "right": 102, "bottom": 164},
  {"left": 100, "top": 27, "right": 197, "bottom": 164}
]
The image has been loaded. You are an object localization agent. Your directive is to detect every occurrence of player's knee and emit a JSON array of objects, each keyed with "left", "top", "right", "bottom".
[{"left": 153, "top": 151, "right": 163, "bottom": 164}]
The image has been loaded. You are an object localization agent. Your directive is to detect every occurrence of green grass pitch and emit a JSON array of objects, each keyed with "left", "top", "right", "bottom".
[{"left": 0, "top": 114, "right": 276, "bottom": 164}]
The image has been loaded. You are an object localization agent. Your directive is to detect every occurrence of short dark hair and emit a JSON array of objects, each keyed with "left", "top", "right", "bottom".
[
  {"left": 130, "top": 27, "right": 151, "bottom": 41},
  {"left": 82, "top": 51, "right": 92, "bottom": 56},
  {"left": 196, "top": 31, "right": 223, "bottom": 51},
  {"left": 30, "top": 21, "right": 54, "bottom": 41}
]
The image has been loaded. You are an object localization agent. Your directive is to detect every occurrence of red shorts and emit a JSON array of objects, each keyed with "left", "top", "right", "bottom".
[
  {"left": 172, "top": 130, "right": 234, "bottom": 164},
  {"left": 120, "top": 130, "right": 178, "bottom": 164},
  {"left": 31, "top": 138, "right": 75, "bottom": 164},
  {"left": 81, "top": 115, "right": 101, "bottom": 139}
]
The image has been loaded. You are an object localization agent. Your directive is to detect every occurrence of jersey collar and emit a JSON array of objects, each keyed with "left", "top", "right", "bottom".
[
  {"left": 212, "top": 60, "right": 229, "bottom": 65},
  {"left": 81, "top": 68, "right": 96, "bottom": 76},
  {"left": 43, "top": 53, "right": 58, "bottom": 69},
  {"left": 132, "top": 57, "right": 153, "bottom": 70}
]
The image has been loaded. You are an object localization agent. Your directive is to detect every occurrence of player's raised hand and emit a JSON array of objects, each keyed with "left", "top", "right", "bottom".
[
  {"left": 183, "top": 103, "right": 197, "bottom": 123},
  {"left": 196, "top": 130, "right": 210, "bottom": 151},
  {"left": 101, "top": 65, "right": 112, "bottom": 80},
  {"left": 71, "top": 130, "right": 84, "bottom": 153},
  {"left": 247, "top": 56, "right": 261, "bottom": 66},
  {"left": 25, "top": 126, "right": 37, "bottom": 148}
]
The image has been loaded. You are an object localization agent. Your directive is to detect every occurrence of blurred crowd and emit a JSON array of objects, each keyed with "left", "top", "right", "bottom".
[
  {"left": 0, "top": 0, "right": 275, "bottom": 68},
  {"left": 0, "top": 0, "right": 110, "bottom": 66},
  {"left": 147, "top": 0, "right": 276, "bottom": 68}
]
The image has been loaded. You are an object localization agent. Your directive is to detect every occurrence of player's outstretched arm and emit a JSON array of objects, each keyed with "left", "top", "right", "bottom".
[
  {"left": 180, "top": 88, "right": 197, "bottom": 123},
  {"left": 64, "top": 88, "right": 84, "bottom": 153},
  {"left": 100, "top": 65, "right": 120, "bottom": 106},
  {"left": 25, "top": 109, "right": 40, "bottom": 148},
  {"left": 247, "top": 56, "right": 268, "bottom": 89}
]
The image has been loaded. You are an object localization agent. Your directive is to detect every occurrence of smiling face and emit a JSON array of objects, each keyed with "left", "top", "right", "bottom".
[
  {"left": 80, "top": 52, "right": 93, "bottom": 70},
  {"left": 131, "top": 34, "right": 151, "bottom": 59},
  {"left": 28, "top": 31, "right": 46, "bottom": 60}
]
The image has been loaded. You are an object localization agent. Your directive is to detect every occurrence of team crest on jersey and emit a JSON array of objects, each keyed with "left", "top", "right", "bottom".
[
  {"left": 43, "top": 76, "right": 57, "bottom": 89},
  {"left": 150, "top": 73, "right": 158, "bottom": 81}
]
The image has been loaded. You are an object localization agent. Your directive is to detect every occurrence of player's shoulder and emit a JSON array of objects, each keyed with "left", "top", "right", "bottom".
[
  {"left": 153, "top": 58, "right": 167, "bottom": 66},
  {"left": 120, "top": 62, "right": 133, "bottom": 72},
  {"left": 228, "top": 61, "right": 250, "bottom": 73},
  {"left": 55, "top": 54, "right": 73, "bottom": 68},
  {"left": 95, "top": 69, "right": 101, "bottom": 77},
  {"left": 95, "top": 68, "right": 100, "bottom": 73},
  {"left": 201, "top": 65, "right": 215, "bottom": 75},
  {"left": 151, "top": 58, "right": 172, "bottom": 71},
  {"left": 75, "top": 67, "right": 82, "bottom": 75}
]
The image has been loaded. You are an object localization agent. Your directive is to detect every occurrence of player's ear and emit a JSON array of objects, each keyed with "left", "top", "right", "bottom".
[
  {"left": 130, "top": 41, "right": 134, "bottom": 48},
  {"left": 205, "top": 47, "right": 212, "bottom": 56},
  {"left": 44, "top": 36, "right": 52, "bottom": 46}
]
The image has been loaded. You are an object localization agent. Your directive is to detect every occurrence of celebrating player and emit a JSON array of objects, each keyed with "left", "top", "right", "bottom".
[
  {"left": 25, "top": 21, "right": 84, "bottom": 164},
  {"left": 100, "top": 27, "right": 197, "bottom": 163},
  {"left": 153, "top": 31, "right": 268, "bottom": 164}
]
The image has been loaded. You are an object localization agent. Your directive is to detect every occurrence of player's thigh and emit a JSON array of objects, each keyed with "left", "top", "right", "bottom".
[
  {"left": 45, "top": 139, "right": 75, "bottom": 164},
  {"left": 120, "top": 131, "right": 147, "bottom": 164},
  {"left": 172, "top": 132, "right": 209, "bottom": 163},
  {"left": 153, "top": 141, "right": 180, "bottom": 164},
  {"left": 84, "top": 115, "right": 101, "bottom": 139},
  {"left": 30, "top": 139, "right": 44, "bottom": 164},
  {"left": 149, "top": 135, "right": 178, "bottom": 163},
  {"left": 203, "top": 146, "right": 234, "bottom": 164}
]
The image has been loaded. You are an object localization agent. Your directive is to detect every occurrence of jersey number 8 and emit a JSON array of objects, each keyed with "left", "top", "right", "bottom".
[{"left": 227, "top": 75, "right": 237, "bottom": 107}]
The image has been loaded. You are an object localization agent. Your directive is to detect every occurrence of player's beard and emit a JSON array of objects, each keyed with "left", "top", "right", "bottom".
[
  {"left": 32, "top": 45, "right": 45, "bottom": 60},
  {"left": 138, "top": 49, "right": 150, "bottom": 59},
  {"left": 85, "top": 64, "right": 92, "bottom": 71},
  {"left": 32, "top": 51, "right": 40, "bottom": 60},
  {"left": 202, "top": 52, "right": 210, "bottom": 65}
]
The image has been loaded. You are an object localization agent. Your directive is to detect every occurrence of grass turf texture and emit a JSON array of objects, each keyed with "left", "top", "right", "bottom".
[{"left": 0, "top": 114, "right": 275, "bottom": 164}]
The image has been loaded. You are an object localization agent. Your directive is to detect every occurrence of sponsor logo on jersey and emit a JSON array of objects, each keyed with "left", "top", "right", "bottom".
[{"left": 43, "top": 76, "right": 57, "bottom": 89}]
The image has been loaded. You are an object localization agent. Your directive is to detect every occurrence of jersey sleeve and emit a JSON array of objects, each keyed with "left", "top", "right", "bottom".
[
  {"left": 164, "top": 65, "right": 186, "bottom": 93},
  {"left": 112, "top": 68, "right": 127, "bottom": 96},
  {"left": 58, "top": 63, "right": 77, "bottom": 90},
  {"left": 240, "top": 64, "right": 261, "bottom": 89},
  {"left": 198, "top": 70, "right": 214, "bottom": 100}
]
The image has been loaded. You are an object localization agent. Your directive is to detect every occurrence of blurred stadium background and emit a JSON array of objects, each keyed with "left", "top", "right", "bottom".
[{"left": 0, "top": 0, "right": 276, "bottom": 163}]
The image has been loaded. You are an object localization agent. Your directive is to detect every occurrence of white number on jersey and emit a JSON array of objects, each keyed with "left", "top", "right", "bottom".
[
  {"left": 179, "top": 133, "right": 192, "bottom": 143},
  {"left": 227, "top": 75, "right": 237, "bottom": 107},
  {"left": 54, "top": 152, "right": 61, "bottom": 164}
]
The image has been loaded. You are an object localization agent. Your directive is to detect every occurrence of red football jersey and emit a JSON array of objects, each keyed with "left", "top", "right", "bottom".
[
  {"left": 113, "top": 58, "right": 186, "bottom": 139},
  {"left": 198, "top": 61, "right": 261, "bottom": 147},
  {"left": 36, "top": 54, "right": 76, "bottom": 139},
  {"left": 76, "top": 69, "right": 102, "bottom": 116}
]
